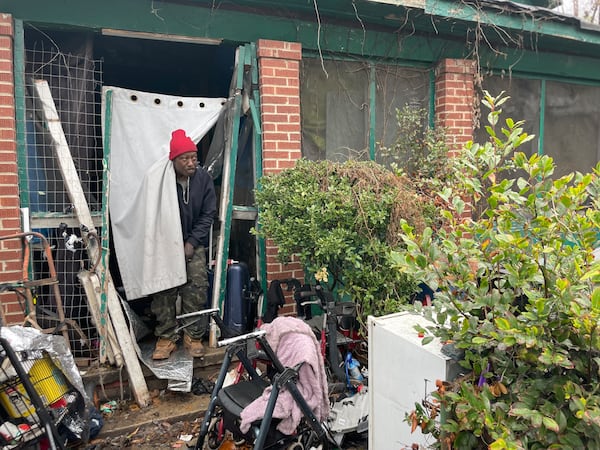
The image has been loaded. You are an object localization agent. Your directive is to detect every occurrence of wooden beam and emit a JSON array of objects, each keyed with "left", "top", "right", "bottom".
[
  {"left": 77, "top": 270, "right": 122, "bottom": 366},
  {"left": 33, "top": 79, "right": 150, "bottom": 408}
]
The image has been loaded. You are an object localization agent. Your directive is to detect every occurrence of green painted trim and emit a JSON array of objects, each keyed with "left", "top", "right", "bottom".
[
  {"left": 216, "top": 45, "right": 245, "bottom": 311},
  {"left": 479, "top": 67, "right": 600, "bottom": 88},
  {"left": 369, "top": 64, "right": 376, "bottom": 161},
  {"left": 4, "top": 0, "right": 599, "bottom": 82},
  {"left": 99, "top": 89, "right": 113, "bottom": 342},
  {"left": 302, "top": 49, "right": 433, "bottom": 69},
  {"left": 538, "top": 79, "right": 546, "bottom": 156},
  {"left": 14, "top": 19, "right": 28, "bottom": 209},
  {"left": 246, "top": 42, "right": 268, "bottom": 311},
  {"left": 249, "top": 101, "right": 261, "bottom": 136},
  {"left": 250, "top": 41, "right": 258, "bottom": 89},
  {"left": 429, "top": 69, "right": 435, "bottom": 129},
  {"left": 425, "top": 0, "right": 600, "bottom": 46}
]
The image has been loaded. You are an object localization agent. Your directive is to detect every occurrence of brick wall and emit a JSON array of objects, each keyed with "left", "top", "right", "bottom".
[
  {"left": 256, "top": 39, "right": 303, "bottom": 314},
  {"left": 434, "top": 58, "right": 476, "bottom": 219},
  {"left": 434, "top": 59, "right": 476, "bottom": 156},
  {"left": 0, "top": 13, "right": 23, "bottom": 325}
]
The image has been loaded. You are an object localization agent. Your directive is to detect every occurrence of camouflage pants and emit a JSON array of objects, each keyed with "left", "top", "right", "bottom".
[{"left": 151, "top": 246, "right": 209, "bottom": 341}]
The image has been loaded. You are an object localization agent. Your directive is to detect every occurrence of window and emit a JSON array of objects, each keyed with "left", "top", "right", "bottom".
[
  {"left": 300, "top": 57, "right": 430, "bottom": 162},
  {"left": 479, "top": 75, "right": 600, "bottom": 177},
  {"left": 544, "top": 81, "right": 600, "bottom": 178},
  {"left": 477, "top": 75, "right": 540, "bottom": 158}
]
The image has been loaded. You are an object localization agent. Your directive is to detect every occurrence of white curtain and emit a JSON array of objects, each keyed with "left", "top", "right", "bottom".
[{"left": 102, "top": 86, "right": 225, "bottom": 300}]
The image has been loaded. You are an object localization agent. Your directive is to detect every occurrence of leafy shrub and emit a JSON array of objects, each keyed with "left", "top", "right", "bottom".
[
  {"left": 254, "top": 158, "right": 427, "bottom": 326},
  {"left": 395, "top": 91, "right": 600, "bottom": 449}
]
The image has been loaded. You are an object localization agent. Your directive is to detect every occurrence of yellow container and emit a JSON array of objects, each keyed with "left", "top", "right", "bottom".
[
  {"left": 0, "top": 383, "right": 36, "bottom": 419},
  {"left": 28, "top": 355, "right": 69, "bottom": 406},
  {"left": 0, "top": 355, "right": 69, "bottom": 419}
]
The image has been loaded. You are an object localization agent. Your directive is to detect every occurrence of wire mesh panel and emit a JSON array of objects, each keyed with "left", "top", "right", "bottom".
[
  {"left": 20, "top": 29, "right": 105, "bottom": 364},
  {"left": 24, "top": 35, "right": 104, "bottom": 215},
  {"left": 30, "top": 228, "right": 100, "bottom": 362}
]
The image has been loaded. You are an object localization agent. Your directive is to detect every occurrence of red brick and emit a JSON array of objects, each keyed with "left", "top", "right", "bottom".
[
  {"left": 275, "top": 123, "right": 301, "bottom": 133},
  {"left": 263, "top": 69, "right": 299, "bottom": 80},
  {"left": 260, "top": 85, "right": 277, "bottom": 96},
  {"left": 259, "top": 67, "right": 276, "bottom": 77},
  {"left": 5, "top": 307, "right": 25, "bottom": 317},
  {"left": 289, "top": 150, "right": 302, "bottom": 160},
  {"left": 0, "top": 48, "right": 12, "bottom": 61},
  {"left": 1, "top": 218, "right": 20, "bottom": 229},
  {"left": 273, "top": 87, "right": 299, "bottom": 97},
  {"left": 0, "top": 239, "right": 20, "bottom": 251},
  {"left": 0, "top": 206, "right": 20, "bottom": 219},
  {"left": 0, "top": 116, "right": 14, "bottom": 128},
  {"left": 0, "top": 103, "right": 14, "bottom": 114},
  {"left": 261, "top": 113, "right": 290, "bottom": 123},
  {"left": 0, "top": 247, "right": 20, "bottom": 258},
  {"left": 455, "top": 120, "right": 474, "bottom": 128},
  {"left": 0, "top": 186, "right": 17, "bottom": 197},
  {"left": 257, "top": 40, "right": 301, "bottom": 60},
  {"left": 0, "top": 60, "right": 12, "bottom": 73},
  {"left": 277, "top": 160, "right": 296, "bottom": 170},
  {"left": 264, "top": 132, "right": 291, "bottom": 142},
  {"left": 275, "top": 141, "right": 301, "bottom": 151},
  {"left": 267, "top": 262, "right": 284, "bottom": 272},
  {"left": 0, "top": 71, "right": 12, "bottom": 84},
  {"left": 261, "top": 141, "right": 277, "bottom": 150},
  {"left": 0, "top": 16, "right": 12, "bottom": 30},
  {"left": 260, "top": 76, "right": 291, "bottom": 87},
  {"left": 0, "top": 127, "right": 15, "bottom": 139},
  {"left": 260, "top": 58, "right": 289, "bottom": 69},
  {"left": 0, "top": 173, "right": 17, "bottom": 184},
  {"left": 0, "top": 165, "right": 16, "bottom": 177},
  {"left": 2, "top": 261, "right": 22, "bottom": 273},
  {"left": 262, "top": 150, "right": 284, "bottom": 159},
  {"left": 0, "top": 272, "right": 18, "bottom": 283},
  {"left": 263, "top": 159, "right": 279, "bottom": 171},
  {"left": 262, "top": 123, "right": 277, "bottom": 133},
  {"left": 275, "top": 105, "right": 300, "bottom": 115},
  {"left": 261, "top": 104, "right": 276, "bottom": 114}
]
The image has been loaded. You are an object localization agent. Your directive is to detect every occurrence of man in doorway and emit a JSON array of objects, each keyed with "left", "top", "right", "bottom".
[{"left": 151, "top": 129, "right": 217, "bottom": 360}]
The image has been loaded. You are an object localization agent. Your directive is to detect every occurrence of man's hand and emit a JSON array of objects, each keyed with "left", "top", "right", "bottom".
[{"left": 184, "top": 242, "right": 195, "bottom": 261}]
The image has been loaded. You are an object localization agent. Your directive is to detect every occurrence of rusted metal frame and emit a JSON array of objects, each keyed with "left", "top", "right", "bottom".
[{"left": 0, "top": 231, "right": 72, "bottom": 350}]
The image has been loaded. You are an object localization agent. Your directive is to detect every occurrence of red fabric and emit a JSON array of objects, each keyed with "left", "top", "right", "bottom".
[{"left": 169, "top": 129, "right": 196, "bottom": 160}]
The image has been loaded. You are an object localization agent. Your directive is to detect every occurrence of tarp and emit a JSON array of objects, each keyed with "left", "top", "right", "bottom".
[{"left": 102, "top": 87, "right": 225, "bottom": 300}]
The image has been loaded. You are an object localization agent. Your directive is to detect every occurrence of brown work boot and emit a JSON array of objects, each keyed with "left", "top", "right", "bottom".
[
  {"left": 183, "top": 333, "right": 205, "bottom": 357},
  {"left": 152, "top": 338, "right": 177, "bottom": 360}
]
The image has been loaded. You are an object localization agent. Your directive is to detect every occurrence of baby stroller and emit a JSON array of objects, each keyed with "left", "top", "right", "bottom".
[{"left": 195, "top": 313, "right": 333, "bottom": 450}]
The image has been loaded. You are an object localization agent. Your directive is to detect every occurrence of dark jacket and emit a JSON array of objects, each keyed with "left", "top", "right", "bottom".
[{"left": 176, "top": 167, "right": 216, "bottom": 249}]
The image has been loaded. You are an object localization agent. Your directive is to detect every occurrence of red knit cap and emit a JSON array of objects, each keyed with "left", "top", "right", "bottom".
[{"left": 169, "top": 129, "right": 197, "bottom": 160}]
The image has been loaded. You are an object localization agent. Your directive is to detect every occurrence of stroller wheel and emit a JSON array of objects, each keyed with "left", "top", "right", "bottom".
[
  {"left": 206, "top": 416, "right": 225, "bottom": 450},
  {"left": 286, "top": 443, "right": 304, "bottom": 450}
]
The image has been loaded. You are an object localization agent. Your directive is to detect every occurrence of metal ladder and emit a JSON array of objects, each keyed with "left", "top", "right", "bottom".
[{"left": 209, "top": 43, "right": 267, "bottom": 346}]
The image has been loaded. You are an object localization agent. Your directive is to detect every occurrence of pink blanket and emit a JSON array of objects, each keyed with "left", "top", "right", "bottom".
[{"left": 239, "top": 316, "right": 330, "bottom": 435}]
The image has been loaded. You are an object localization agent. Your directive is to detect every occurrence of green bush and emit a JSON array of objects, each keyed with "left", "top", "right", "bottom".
[
  {"left": 396, "top": 91, "right": 600, "bottom": 449},
  {"left": 254, "top": 158, "right": 427, "bottom": 327}
]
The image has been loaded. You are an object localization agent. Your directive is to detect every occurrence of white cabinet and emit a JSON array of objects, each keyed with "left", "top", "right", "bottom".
[{"left": 368, "top": 312, "right": 461, "bottom": 450}]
